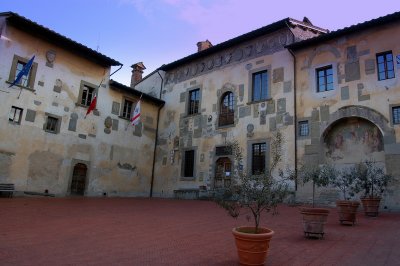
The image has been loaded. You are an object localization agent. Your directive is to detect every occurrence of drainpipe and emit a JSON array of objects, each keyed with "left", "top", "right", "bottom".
[
  {"left": 286, "top": 23, "right": 298, "bottom": 190},
  {"left": 149, "top": 70, "right": 164, "bottom": 197}
]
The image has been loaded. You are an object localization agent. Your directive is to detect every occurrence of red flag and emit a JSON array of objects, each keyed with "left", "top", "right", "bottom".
[{"left": 85, "top": 95, "right": 97, "bottom": 118}]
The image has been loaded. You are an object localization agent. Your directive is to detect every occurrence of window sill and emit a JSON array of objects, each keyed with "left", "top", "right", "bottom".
[
  {"left": 6, "top": 81, "right": 35, "bottom": 92},
  {"left": 185, "top": 113, "right": 201, "bottom": 118},
  {"left": 118, "top": 116, "right": 131, "bottom": 121},
  {"left": 217, "top": 123, "right": 235, "bottom": 130},
  {"left": 44, "top": 130, "right": 58, "bottom": 134},
  {"left": 8, "top": 121, "right": 21, "bottom": 125},
  {"left": 180, "top": 177, "right": 196, "bottom": 181},
  {"left": 246, "top": 98, "right": 272, "bottom": 105}
]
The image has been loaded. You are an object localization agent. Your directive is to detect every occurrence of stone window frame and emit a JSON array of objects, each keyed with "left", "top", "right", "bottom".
[
  {"left": 7, "top": 54, "right": 38, "bottom": 91},
  {"left": 43, "top": 113, "right": 62, "bottom": 134},
  {"left": 217, "top": 91, "right": 237, "bottom": 129},
  {"left": 9, "top": 106, "right": 23, "bottom": 125},
  {"left": 77, "top": 80, "right": 97, "bottom": 108},
  {"left": 119, "top": 96, "right": 139, "bottom": 121},
  {"left": 298, "top": 120, "right": 310, "bottom": 137},
  {"left": 376, "top": 51, "right": 395, "bottom": 81},
  {"left": 246, "top": 138, "right": 270, "bottom": 176},
  {"left": 184, "top": 84, "right": 203, "bottom": 117},
  {"left": 315, "top": 65, "right": 334, "bottom": 92},
  {"left": 310, "top": 62, "right": 338, "bottom": 96},
  {"left": 248, "top": 65, "right": 272, "bottom": 104},
  {"left": 389, "top": 104, "right": 400, "bottom": 126},
  {"left": 180, "top": 147, "right": 197, "bottom": 181}
]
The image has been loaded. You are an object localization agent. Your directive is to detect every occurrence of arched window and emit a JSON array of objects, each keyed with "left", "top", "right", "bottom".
[{"left": 219, "top": 92, "right": 234, "bottom": 126}]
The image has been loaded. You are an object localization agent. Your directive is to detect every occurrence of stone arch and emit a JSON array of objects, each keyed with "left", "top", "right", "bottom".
[
  {"left": 321, "top": 105, "right": 394, "bottom": 140},
  {"left": 304, "top": 44, "right": 341, "bottom": 69}
]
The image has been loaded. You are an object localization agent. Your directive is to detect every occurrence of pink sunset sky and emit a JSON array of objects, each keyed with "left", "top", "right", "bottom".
[{"left": 2, "top": 0, "right": 399, "bottom": 85}]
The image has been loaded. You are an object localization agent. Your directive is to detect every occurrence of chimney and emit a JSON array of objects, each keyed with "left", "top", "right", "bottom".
[
  {"left": 197, "top": 40, "right": 213, "bottom": 52},
  {"left": 130, "top": 62, "right": 146, "bottom": 88}
]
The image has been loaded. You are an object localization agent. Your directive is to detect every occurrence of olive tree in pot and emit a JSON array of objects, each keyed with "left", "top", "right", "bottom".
[
  {"left": 298, "top": 163, "right": 337, "bottom": 238},
  {"left": 354, "top": 160, "right": 393, "bottom": 217},
  {"left": 215, "top": 131, "right": 291, "bottom": 266},
  {"left": 330, "top": 166, "right": 360, "bottom": 225}
]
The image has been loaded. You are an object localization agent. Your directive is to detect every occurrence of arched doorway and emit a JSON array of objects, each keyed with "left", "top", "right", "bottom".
[
  {"left": 215, "top": 157, "right": 232, "bottom": 188},
  {"left": 323, "top": 117, "right": 385, "bottom": 165},
  {"left": 70, "top": 163, "right": 87, "bottom": 195}
]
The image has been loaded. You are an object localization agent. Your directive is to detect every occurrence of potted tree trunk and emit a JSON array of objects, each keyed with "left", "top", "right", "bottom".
[
  {"left": 354, "top": 160, "right": 393, "bottom": 217},
  {"left": 298, "top": 164, "right": 336, "bottom": 239},
  {"left": 215, "top": 132, "right": 290, "bottom": 265},
  {"left": 330, "top": 166, "right": 359, "bottom": 225}
]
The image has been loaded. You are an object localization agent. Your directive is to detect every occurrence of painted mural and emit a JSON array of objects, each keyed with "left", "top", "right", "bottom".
[{"left": 324, "top": 118, "right": 384, "bottom": 163}]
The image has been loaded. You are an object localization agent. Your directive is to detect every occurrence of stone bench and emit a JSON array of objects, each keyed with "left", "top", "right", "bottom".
[
  {"left": 173, "top": 189, "right": 199, "bottom": 199},
  {"left": 0, "top": 183, "right": 15, "bottom": 198}
]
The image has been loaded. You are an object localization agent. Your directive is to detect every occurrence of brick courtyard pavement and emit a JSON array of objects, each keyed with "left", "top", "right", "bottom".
[{"left": 0, "top": 197, "right": 399, "bottom": 265}]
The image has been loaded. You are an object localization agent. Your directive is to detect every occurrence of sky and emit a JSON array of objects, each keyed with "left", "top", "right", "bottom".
[{"left": 1, "top": 0, "right": 400, "bottom": 86}]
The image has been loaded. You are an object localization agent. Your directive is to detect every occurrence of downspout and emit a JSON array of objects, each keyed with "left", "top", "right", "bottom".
[
  {"left": 286, "top": 23, "right": 298, "bottom": 190},
  {"left": 149, "top": 70, "right": 164, "bottom": 197}
]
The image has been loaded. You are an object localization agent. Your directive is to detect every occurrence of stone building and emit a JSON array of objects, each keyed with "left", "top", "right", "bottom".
[
  {"left": 1, "top": 10, "right": 399, "bottom": 211},
  {"left": 0, "top": 12, "right": 164, "bottom": 197},
  {"left": 287, "top": 12, "right": 400, "bottom": 209},
  {"left": 135, "top": 18, "right": 327, "bottom": 199}
]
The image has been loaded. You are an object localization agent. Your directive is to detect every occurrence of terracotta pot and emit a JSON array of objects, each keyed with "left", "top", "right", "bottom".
[
  {"left": 300, "top": 207, "right": 330, "bottom": 239},
  {"left": 336, "top": 200, "right": 360, "bottom": 225},
  {"left": 361, "top": 197, "right": 381, "bottom": 217},
  {"left": 232, "top": 226, "right": 274, "bottom": 266}
]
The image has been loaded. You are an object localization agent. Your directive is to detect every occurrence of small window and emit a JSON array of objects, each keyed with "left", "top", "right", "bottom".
[
  {"left": 252, "top": 143, "right": 266, "bottom": 175},
  {"left": 252, "top": 70, "right": 268, "bottom": 101},
  {"left": 121, "top": 99, "right": 134, "bottom": 119},
  {"left": 188, "top": 89, "right": 200, "bottom": 115},
  {"left": 377, "top": 51, "right": 395, "bottom": 81},
  {"left": 80, "top": 85, "right": 95, "bottom": 107},
  {"left": 316, "top": 65, "right": 333, "bottom": 92},
  {"left": 393, "top": 106, "right": 400, "bottom": 125},
  {"left": 9, "top": 106, "right": 23, "bottom": 124},
  {"left": 45, "top": 116, "right": 59, "bottom": 133},
  {"left": 8, "top": 55, "right": 38, "bottom": 89},
  {"left": 298, "top": 121, "right": 309, "bottom": 136},
  {"left": 183, "top": 150, "right": 195, "bottom": 177},
  {"left": 219, "top": 92, "right": 234, "bottom": 126}
]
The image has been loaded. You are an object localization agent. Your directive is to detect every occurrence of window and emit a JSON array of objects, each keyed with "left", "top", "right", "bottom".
[
  {"left": 45, "top": 116, "right": 59, "bottom": 133},
  {"left": 377, "top": 51, "right": 395, "bottom": 81},
  {"left": 80, "top": 85, "right": 95, "bottom": 106},
  {"left": 219, "top": 92, "right": 234, "bottom": 126},
  {"left": 393, "top": 106, "right": 400, "bottom": 125},
  {"left": 8, "top": 55, "right": 38, "bottom": 89},
  {"left": 121, "top": 99, "right": 134, "bottom": 119},
  {"left": 316, "top": 65, "right": 333, "bottom": 92},
  {"left": 9, "top": 106, "right": 23, "bottom": 124},
  {"left": 252, "top": 143, "right": 266, "bottom": 175},
  {"left": 298, "top": 121, "right": 309, "bottom": 136},
  {"left": 252, "top": 70, "right": 268, "bottom": 101},
  {"left": 44, "top": 113, "right": 61, "bottom": 134},
  {"left": 183, "top": 150, "right": 195, "bottom": 177},
  {"left": 188, "top": 89, "right": 200, "bottom": 115},
  {"left": 78, "top": 81, "right": 97, "bottom": 107}
]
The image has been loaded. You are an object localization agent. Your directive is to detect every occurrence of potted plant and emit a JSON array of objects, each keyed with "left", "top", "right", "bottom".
[
  {"left": 354, "top": 160, "right": 393, "bottom": 217},
  {"left": 297, "top": 163, "right": 336, "bottom": 238},
  {"left": 215, "top": 132, "right": 290, "bottom": 265},
  {"left": 330, "top": 166, "right": 360, "bottom": 225}
]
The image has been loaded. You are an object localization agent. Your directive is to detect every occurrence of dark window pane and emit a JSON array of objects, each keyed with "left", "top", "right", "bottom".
[
  {"left": 379, "top": 72, "right": 386, "bottom": 80},
  {"left": 326, "top": 68, "right": 333, "bottom": 75},
  {"left": 327, "top": 83, "right": 334, "bottom": 91},
  {"left": 376, "top": 51, "right": 395, "bottom": 80},
  {"left": 188, "top": 89, "right": 200, "bottom": 115},
  {"left": 377, "top": 55, "right": 384, "bottom": 63},
  {"left": 387, "top": 53, "right": 393, "bottom": 60},
  {"left": 184, "top": 150, "right": 195, "bottom": 177},
  {"left": 252, "top": 143, "right": 266, "bottom": 175},
  {"left": 252, "top": 70, "right": 268, "bottom": 101},
  {"left": 393, "top": 107, "right": 400, "bottom": 124}
]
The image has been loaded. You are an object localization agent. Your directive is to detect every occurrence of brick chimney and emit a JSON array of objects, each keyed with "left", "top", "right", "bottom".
[
  {"left": 197, "top": 40, "right": 213, "bottom": 52},
  {"left": 130, "top": 62, "right": 146, "bottom": 88}
]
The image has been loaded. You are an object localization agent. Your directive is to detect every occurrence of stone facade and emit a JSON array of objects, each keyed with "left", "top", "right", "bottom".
[
  {"left": 0, "top": 13, "right": 163, "bottom": 197},
  {"left": 292, "top": 18, "right": 400, "bottom": 210}
]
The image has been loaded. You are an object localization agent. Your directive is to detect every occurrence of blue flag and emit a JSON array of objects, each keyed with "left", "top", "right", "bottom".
[{"left": 9, "top": 55, "right": 35, "bottom": 88}]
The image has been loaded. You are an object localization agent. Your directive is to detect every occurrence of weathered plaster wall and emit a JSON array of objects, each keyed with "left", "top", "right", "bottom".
[
  {"left": 294, "top": 22, "right": 400, "bottom": 210},
  {"left": 151, "top": 28, "right": 297, "bottom": 198},
  {"left": 0, "top": 24, "right": 159, "bottom": 197}
]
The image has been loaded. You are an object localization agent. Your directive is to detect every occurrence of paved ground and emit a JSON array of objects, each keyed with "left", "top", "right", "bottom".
[{"left": 0, "top": 197, "right": 399, "bottom": 266}]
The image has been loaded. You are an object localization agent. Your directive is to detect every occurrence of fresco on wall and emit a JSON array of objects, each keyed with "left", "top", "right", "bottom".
[{"left": 324, "top": 118, "right": 384, "bottom": 163}]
